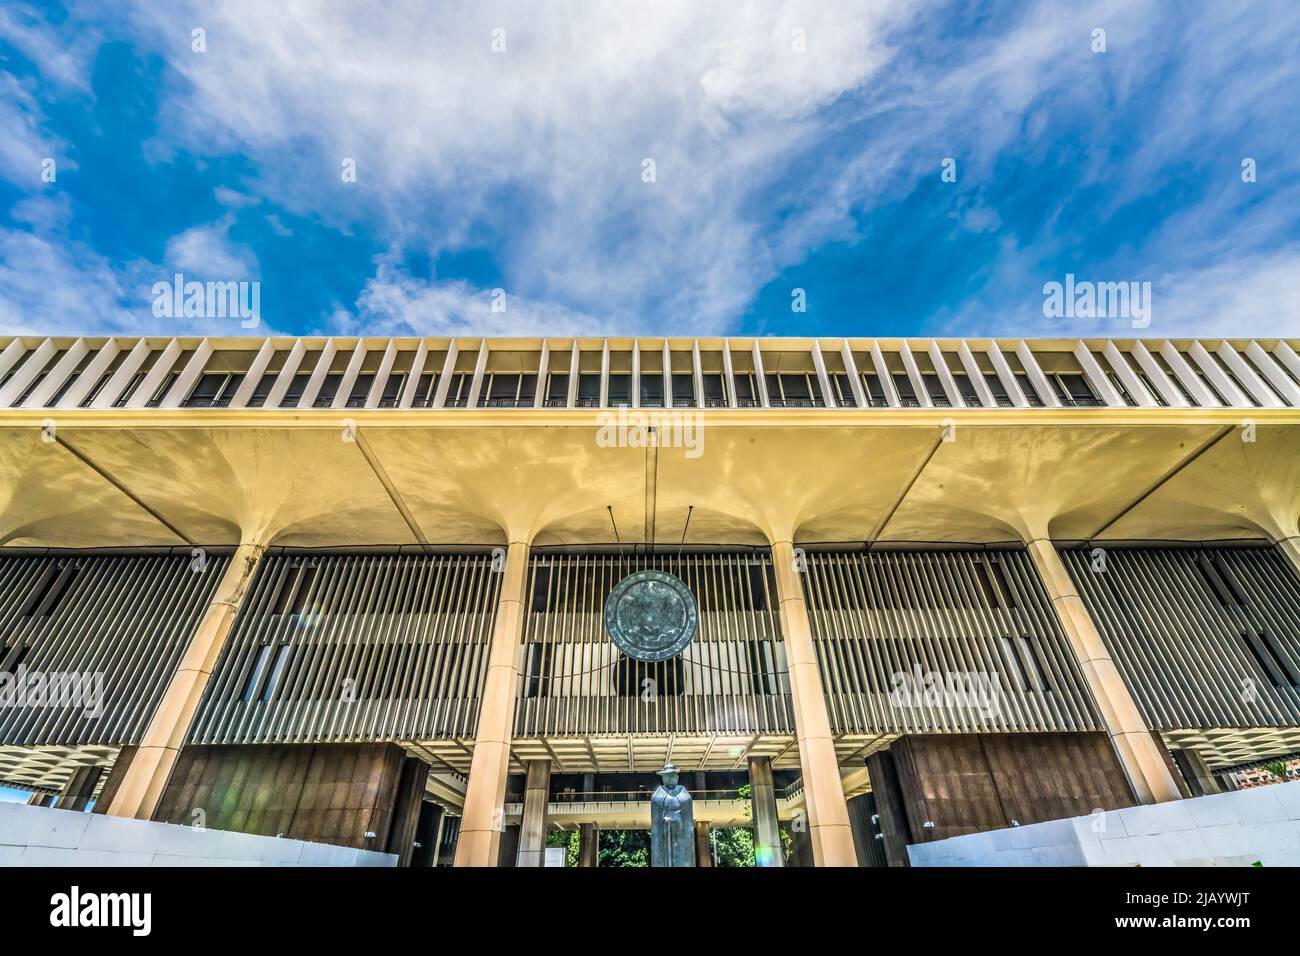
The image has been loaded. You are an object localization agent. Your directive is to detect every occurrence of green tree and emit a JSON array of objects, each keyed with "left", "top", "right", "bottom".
[
  {"left": 598, "top": 829, "right": 650, "bottom": 867},
  {"left": 545, "top": 828, "right": 580, "bottom": 867},
  {"left": 711, "top": 826, "right": 755, "bottom": 866},
  {"left": 722, "top": 784, "right": 794, "bottom": 864}
]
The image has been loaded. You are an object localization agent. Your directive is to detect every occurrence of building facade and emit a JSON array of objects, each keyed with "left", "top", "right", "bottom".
[{"left": 1, "top": 333, "right": 1297, "bottom": 866}]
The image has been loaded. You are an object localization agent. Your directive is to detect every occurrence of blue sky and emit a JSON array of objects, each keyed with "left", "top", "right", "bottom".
[{"left": 1, "top": 0, "right": 1297, "bottom": 340}]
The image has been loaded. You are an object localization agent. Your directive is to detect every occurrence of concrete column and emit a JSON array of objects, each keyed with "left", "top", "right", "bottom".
[
  {"left": 26, "top": 791, "right": 53, "bottom": 807},
  {"left": 516, "top": 759, "right": 552, "bottom": 867},
  {"left": 1025, "top": 538, "right": 1182, "bottom": 804},
  {"left": 54, "top": 765, "right": 104, "bottom": 812},
  {"left": 694, "top": 821, "right": 712, "bottom": 867},
  {"left": 748, "top": 755, "right": 784, "bottom": 867},
  {"left": 106, "top": 543, "right": 265, "bottom": 819},
  {"left": 456, "top": 540, "right": 530, "bottom": 866},
  {"left": 1173, "top": 748, "right": 1223, "bottom": 797},
  {"left": 412, "top": 802, "right": 443, "bottom": 868},
  {"left": 431, "top": 812, "right": 447, "bottom": 866},
  {"left": 497, "top": 824, "right": 521, "bottom": 866},
  {"left": 769, "top": 540, "right": 857, "bottom": 866},
  {"left": 579, "top": 823, "right": 599, "bottom": 867}
]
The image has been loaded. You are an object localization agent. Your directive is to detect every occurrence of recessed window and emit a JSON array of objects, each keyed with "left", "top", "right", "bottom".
[
  {"left": 345, "top": 373, "right": 375, "bottom": 407},
  {"left": 952, "top": 374, "right": 980, "bottom": 407},
  {"left": 766, "top": 373, "right": 819, "bottom": 407},
  {"left": 640, "top": 373, "right": 664, "bottom": 407},
  {"left": 922, "top": 375, "right": 950, "bottom": 407},
  {"left": 282, "top": 372, "right": 313, "bottom": 407},
  {"left": 377, "top": 372, "right": 405, "bottom": 407},
  {"left": 1130, "top": 367, "right": 1168, "bottom": 406},
  {"left": 607, "top": 373, "right": 632, "bottom": 406},
  {"left": 1050, "top": 373, "right": 1102, "bottom": 407},
  {"left": 544, "top": 373, "right": 569, "bottom": 407},
  {"left": 892, "top": 374, "right": 920, "bottom": 407},
  {"left": 983, "top": 373, "right": 1013, "bottom": 407},
  {"left": 862, "top": 373, "right": 888, "bottom": 407},
  {"left": 246, "top": 373, "right": 278, "bottom": 408},
  {"left": 1016, "top": 372, "right": 1045, "bottom": 406},
  {"left": 78, "top": 369, "right": 116, "bottom": 407},
  {"left": 443, "top": 372, "right": 472, "bottom": 407},
  {"left": 183, "top": 372, "right": 243, "bottom": 408},
  {"left": 734, "top": 374, "right": 758, "bottom": 407},
  {"left": 1216, "top": 357, "right": 1268, "bottom": 407},
  {"left": 15, "top": 370, "right": 50, "bottom": 405},
  {"left": 830, "top": 373, "right": 854, "bottom": 406},
  {"left": 313, "top": 373, "right": 343, "bottom": 407},
  {"left": 701, "top": 374, "right": 726, "bottom": 407},
  {"left": 410, "top": 372, "right": 439, "bottom": 408},
  {"left": 145, "top": 370, "right": 180, "bottom": 407},
  {"left": 576, "top": 373, "right": 601, "bottom": 407}
]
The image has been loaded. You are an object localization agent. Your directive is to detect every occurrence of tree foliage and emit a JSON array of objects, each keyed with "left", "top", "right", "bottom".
[
  {"left": 545, "top": 828, "right": 580, "bottom": 867},
  {"left": 598, "top": 828, "right": 650, "bottom": 867}
]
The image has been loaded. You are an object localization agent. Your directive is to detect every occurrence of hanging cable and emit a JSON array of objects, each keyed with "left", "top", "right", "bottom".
[
  {"left": 606, "top": 504, "right": 624, "bottom": 556},
  {"left": 677, "top": 505, "right": 694, "bottom": 559}
]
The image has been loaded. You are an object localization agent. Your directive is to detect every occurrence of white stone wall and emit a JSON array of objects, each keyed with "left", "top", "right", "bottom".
[
  {"left": 0, "top": 802, "right": 398, "bottom": 867},
  {"left": 908, "top": 780, "right": 1300, "bottom": 867}
]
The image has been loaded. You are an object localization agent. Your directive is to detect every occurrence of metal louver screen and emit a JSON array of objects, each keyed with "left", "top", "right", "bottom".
[
  {"left": 802, "top": 548, "right": 1101, "bottom": 735},
  {"left": 0, "top": 552, "right": 227, "bottom": 746},
  {"left": 1062, "top": 545, "right": 1300, "bottom": 730},
  {"left": 190, "top": 551, "right": 501, "bottom": 744},
  {"left": 514, "top": 551, "right": 792, "bottom": 737}
]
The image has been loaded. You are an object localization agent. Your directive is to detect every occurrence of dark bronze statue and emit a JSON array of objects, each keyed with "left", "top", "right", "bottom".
[{"left": 650, "top": 764, "right": 695, "bottom": 867}]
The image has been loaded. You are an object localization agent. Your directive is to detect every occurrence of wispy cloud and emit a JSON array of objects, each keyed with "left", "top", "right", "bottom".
[{"left": 1, "top": 1, "right": 1297, "bottom": 337}]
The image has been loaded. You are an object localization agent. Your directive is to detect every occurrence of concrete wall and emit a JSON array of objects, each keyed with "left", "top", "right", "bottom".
[
  {"left": 908, "top": 780, "right": 1300, "bottom": 867},
  {"left": 0, "top": 802, "right": 398, "bottom": 867}
]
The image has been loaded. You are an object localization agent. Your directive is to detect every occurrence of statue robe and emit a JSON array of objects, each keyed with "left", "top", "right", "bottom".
[{"left": 650, "top": 783, "right": 695, "bottom": 867}]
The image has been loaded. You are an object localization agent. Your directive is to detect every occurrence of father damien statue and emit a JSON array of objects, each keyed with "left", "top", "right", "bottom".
[{"left": 650, "top": 764, "right": 695, "bottom": 867}]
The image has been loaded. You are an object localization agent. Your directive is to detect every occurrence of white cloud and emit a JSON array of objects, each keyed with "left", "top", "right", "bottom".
[
  {"left": 0, "top": 73, "right": 58, "bottom": 187},
  {"left": 118, "top": 0, "right": 914, "bottom": 333},
  {"left": 0, "top": 4, "right": 99, "bottom": 91},
  {"left": 0, "top": 220, "right": 144, "bottom": 336},
  {"left": 0, "top": 199, "right": 275, "bottom": 337},
  {"left": 163, "top": 217, "right": 259, "bottom": 280},
  {"left": 2, "top": 0, "right": 1298, "bottom": 339},
  {"left": 1151, "top": 250, "right": 1300, "bottom": 337},
  {"left": 337, "top": 262, "right": 619, "bottom": 338}
]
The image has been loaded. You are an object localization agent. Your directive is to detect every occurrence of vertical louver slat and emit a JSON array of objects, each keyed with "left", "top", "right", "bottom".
[
  {"left": 190, "top": 551, "right": 501, "bottom": 744},
  {"left": 0, "top": 552, "right": 229, "bottom": 746},
  {"left": 512, "top": 550, "right": 790, "bottom": 738},
  {"left": 1062, "top": 545, "right": 1300, "bottom": 730},
  {"left": 800, "top": 548, "right": 1101, "bottom": 735}
]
